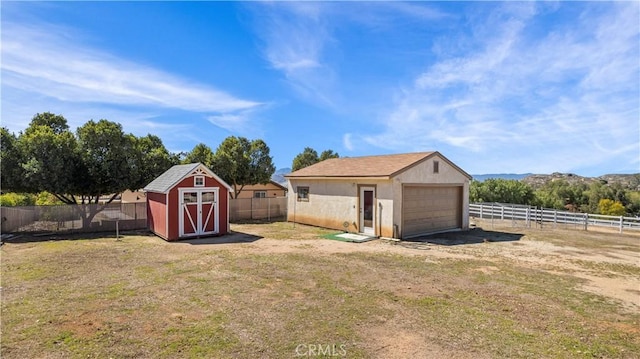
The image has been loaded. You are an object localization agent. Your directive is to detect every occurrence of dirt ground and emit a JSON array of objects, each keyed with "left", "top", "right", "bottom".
[
  {"left": 179, "top": 219, "right": 640, "bottom": 313},
  {"left": 2, "top": 219, "right": 639, "bottom": 358}
]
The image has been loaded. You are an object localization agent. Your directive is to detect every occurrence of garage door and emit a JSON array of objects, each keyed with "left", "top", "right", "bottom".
[{"left": 402, "top": 186, "right": 462, "bottom": 238}]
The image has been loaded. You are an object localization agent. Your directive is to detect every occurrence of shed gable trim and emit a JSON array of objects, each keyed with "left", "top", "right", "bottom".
[{"left": 143, "top": 163, "right": 233, "bottom": 193}]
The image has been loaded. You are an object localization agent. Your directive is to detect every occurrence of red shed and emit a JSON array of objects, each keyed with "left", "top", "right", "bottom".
[{"left": 144, "top": 163, "right": 231, "bottom": 241}]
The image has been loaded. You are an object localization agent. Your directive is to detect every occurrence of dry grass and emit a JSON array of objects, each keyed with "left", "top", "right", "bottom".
[{"left": 2, "top": 221, "right": 639, "bottom": 358}]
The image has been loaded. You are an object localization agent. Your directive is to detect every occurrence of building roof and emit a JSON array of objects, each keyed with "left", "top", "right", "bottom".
[
  {"left": 144, "top": 163, "right": 232, "bottom": 193},
  {"left": 286, "top": 151, "right": 470, "bottom": 179},
  {"left": 242, "top": 180, "right": 288, "bottom": 191}
]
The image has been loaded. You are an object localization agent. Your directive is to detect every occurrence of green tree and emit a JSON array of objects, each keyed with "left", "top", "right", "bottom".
[
  {"left": 598, "top": 199, "right": 626, "bottom": 216},
  {"left": 75, "top": 120, "right": 137, "bottom": 202},
  {"left": 213, "top": 136, "right": 275, "bottom": 198},
  {"left": 130, "top": 134, "right": 178, "bottom": 190},
  {"left": 319, "top": 149, "right": 339, "bottom": 161},
  {"left": 1, "top": 127, "right": 21, "bottom": 192},
  {"left": 533, "top": 180, "right": 588, "bottom": 210},
  {"left": 292, "top": 147, "right": 319, "bottom": 171},
  {"left": 470, "top": 179, "right": 534, "bottom": 205},
  {"left": 5, "top": 114, "right": 172, "bottom": 229},
  {"left": 28, "top": 112, "right": 69, "bottom": 134},
  {"left": 17, "top": 116, "right": 80, "bottom": 197},
  {"left": 292, "top": 147, "right": 339, "bottom": 171},
  {"left": 182, "top": 143, "right": 215, "bottom": 167},
  {"left": 584, "top": 182, "right": 616, "bottom": 213}
]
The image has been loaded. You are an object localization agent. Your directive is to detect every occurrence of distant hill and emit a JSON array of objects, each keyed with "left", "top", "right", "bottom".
[
  {"left": 271, "top": 167, "right": 291, "bottom": 185},
  {"left": 277, "top": 169, "right": 640, "bottom": 190},
  {"left": 522, "top": 173, "right": 640, "bottom": 190},
  {"left": 472, "top": 173, "right": 532, "bottom": 182}
]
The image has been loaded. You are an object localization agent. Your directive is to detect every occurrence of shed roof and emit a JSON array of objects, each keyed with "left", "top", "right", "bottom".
[
  {"left": 285, "top": 151, "right": 471, "bottom": 179},
  {"left": 144, "top": 163, "right": 232, "bottom": 193}
]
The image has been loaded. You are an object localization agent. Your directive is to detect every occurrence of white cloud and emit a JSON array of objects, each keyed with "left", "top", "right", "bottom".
[
  {"left": 1, "top": 21, "right": 263, "bottom": 129},
  {"left": 365, "top": 2, "right": 639, "bottom": 174},
  {"left": 342, "top": 133, "right": 354, "bottom": 151},
  {"left": 251, "top": 2, "right": 337, "bottom": 108},
  {"left": 250, "top": 2, "right": 451, "bottom": 111}
]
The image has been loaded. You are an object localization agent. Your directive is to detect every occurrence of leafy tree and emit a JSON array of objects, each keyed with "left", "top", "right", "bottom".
[
  {"left": 17, "top": 116, "right": 80, "bottom": 196},
  {"left": 130, "top": 134, "right": 178, "bottom": 190},
  {"left": 75, "top": 120, "right": 137, "bottom": 203},
  {"left": 35, "top": 191, "right": 64, "bottom": 206},
  {"left": 319, "top": 149, "right": 340, "bottom": 161},
  {"left": 533, "top": 180, "right": 588, "bottom": 210},
  {"left": 469, "top": 179, "right": 534, "bottom": 205},
  {"left": 1, "top": 127, "right": 21, "bottom": 192},
  {"left": 598, "top": 199, "right": 626, "bottom": 216},
  {"left": 292, "top": 147, "right": 339, "bottom": 171},
  {"left": 213, "top": 136, "right": 275, "bottom": 198},
  {"left": 584, "top": 182, "right": 616, "bottom": 213},
  {"left": 292, "top": 147, "right": 318, "bottom": 171},
  {"left": 182, "top": 143, "right": 215, "bottom": 167},
  {"left": 28, "top": 112, "right": 69, "bottom": 134},
  {"left": 625, "top": 191, "right": 640, "bottom": 216},
  {"left": 4, "top": 114, "right": 175, "bottom": 229}
]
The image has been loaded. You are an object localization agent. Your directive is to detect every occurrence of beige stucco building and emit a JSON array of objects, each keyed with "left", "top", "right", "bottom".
[
  {"left": 235, "top": 181, "right": 287, "bottom": 199},
  {"left": 285, "top": 152, "right": 471, "bottom": 239}
]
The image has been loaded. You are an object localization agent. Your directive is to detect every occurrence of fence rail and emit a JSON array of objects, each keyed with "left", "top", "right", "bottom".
[{"left": 469, "top": 203, "right": 640, "bottom": 233}]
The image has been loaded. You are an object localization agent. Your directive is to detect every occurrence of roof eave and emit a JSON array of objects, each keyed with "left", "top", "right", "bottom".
[{"left": 285, "top": 175, "right": 391, "bottom": 181}]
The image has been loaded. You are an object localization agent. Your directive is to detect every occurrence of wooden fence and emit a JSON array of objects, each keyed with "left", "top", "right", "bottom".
[
  {"left": 1, "top": 197, "right": 288, "bottom": 234},
  {"left": 229, "top": 197, "right": 288, "bottom": 222},
  {"left": 0, "top": 203, "right": 147, "bottom": 234},
  {"left": 469, "top": 203, "right": 640, "bottom": 233}
]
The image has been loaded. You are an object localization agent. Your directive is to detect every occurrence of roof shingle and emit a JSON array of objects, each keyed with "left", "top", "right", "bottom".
[
  {"left": 285, "top": 152, "right": 437, "bottom": 178},
  {"left": 143, "top": 163, "right": 201, "bottom": 193}
]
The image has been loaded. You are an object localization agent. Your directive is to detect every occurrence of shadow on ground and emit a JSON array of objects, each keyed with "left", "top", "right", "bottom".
[
  {"left": 0, "top": 230, "right": 155, "bottom": 244},
  {"left": 404, "top": 227, "right": 524, "bottom": 246},
  {"left": 179, "top": 231, "right": 262, "bottom": 245}
]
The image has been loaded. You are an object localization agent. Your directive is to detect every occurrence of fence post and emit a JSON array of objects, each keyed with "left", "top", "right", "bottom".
[
  {"left": 619, "top": 216, "right": 623, "bottom": 234},
  {"left": 500, "top": 206, "right": 504, "bottom": 220},
  {"left": 480, "top": 204, "right": 484, "bottom": 219},
  {"left": 584, "top": 213, "right": 588, "bottom": 231},
  {"left": 268, "top": 197, "right": 271, "bottom": 222}
]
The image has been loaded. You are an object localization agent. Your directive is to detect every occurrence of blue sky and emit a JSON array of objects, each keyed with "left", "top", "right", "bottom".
[{"left": 2, "top": 1, "right": 638, "bottom": 176}]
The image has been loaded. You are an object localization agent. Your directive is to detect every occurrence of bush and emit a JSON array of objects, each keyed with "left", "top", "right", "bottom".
[
  {"left": 0, "top": 193, "right": 36, "bottom": 207},
  {"left": 598, "top": 199, "right": 626, "bottom": 216}
]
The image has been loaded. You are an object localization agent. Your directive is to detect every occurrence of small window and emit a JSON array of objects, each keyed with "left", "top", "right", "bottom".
[
  {"left": 297, "top": 187, "right": 309, "bottom": 201},
  {"left": 183, "top": 192, "right": 198, "bottom": 203},
  {"left": 433, "top": 161, "right": 439, "bottom": 174},
  {"left": 194, "top": 176, "right": 205, "bottom": 186},
  {"left": 254, "top": 191, "right": 267, "bottom": 198}
]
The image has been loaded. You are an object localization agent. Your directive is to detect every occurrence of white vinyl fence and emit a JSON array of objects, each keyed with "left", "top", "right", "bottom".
[{"left": 470, "top": 203, "right": 640, "bottom": 233}]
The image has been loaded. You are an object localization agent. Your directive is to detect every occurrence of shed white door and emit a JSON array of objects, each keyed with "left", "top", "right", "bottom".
[
  {"left": 179, "top": 188, "right": 218, "bottom": 237},
  {"left": 359, "top": 186, "right": 375, "bottom": 235},
  {"left": 402, "top": 186, "right": 462, "bottom": 238}
]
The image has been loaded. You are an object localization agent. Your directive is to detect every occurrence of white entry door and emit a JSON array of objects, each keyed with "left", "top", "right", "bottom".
[
  {"left": 179, "top": 188, "right": 218, "bottom": 237},
  {"left": 359, "top": 186, "right": 375, "bottom": 235}
]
